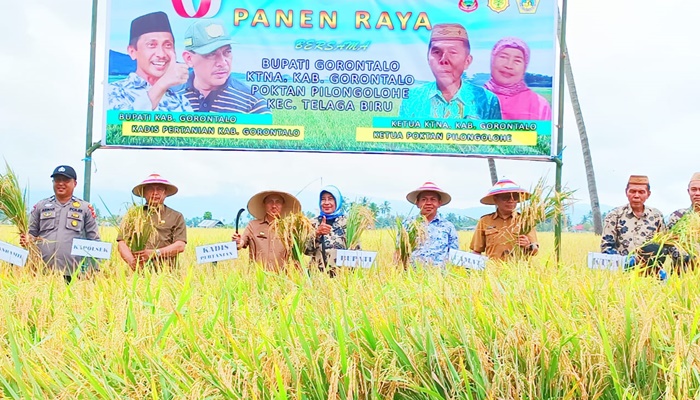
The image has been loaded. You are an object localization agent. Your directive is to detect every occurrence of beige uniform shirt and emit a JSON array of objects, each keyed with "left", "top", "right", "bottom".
[
  {"left": 239, "top": 219, "right": 289, "bottom": 271},
  {"left": 117, "top": 204, "right": 187, "bottom": 267},
  {"left": 470, "top": 212, "right": 537, "bottom": 261}
]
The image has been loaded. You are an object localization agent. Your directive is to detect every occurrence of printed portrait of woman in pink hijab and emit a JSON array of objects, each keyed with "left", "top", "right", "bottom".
[{"left": 484, "top": 37, "right": 552, "bottom": 121}]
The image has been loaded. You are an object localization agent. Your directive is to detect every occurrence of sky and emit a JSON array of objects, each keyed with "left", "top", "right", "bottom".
[{"left": 1, "top": 0, "right": 698, "bottom": 223}]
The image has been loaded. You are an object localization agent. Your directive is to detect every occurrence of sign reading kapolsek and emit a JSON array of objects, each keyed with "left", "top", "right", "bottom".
[
  {"left": 103, "top": 0, "right": 556, "bottom": 158},
  {"left": 71, "top": 239, "right": 113, "bottom": 259}
]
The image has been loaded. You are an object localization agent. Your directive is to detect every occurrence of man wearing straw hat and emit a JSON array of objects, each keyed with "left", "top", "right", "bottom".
[
  {"left": 22, "top": 165, "right": 100, "bottom": 283},
  {"left": 666, "top": 172, "right": 700, "bottom": 270},
  {"left": 470, "top": 178, "right": 538, "bottom": 260},
  {"left": 601, "top": 175, "right": 665, "bottom": 257},
  {"left": 117, "top": 174, "right": 187, "bottom": 269},
  {"left": 232, "top": 190, "right": 301, "bottom": 271},
  {"left": 402, "top": 182, "right": 458, "bottom": 268},
  {"left": 399, "top": 23, "right": 501, "bottom": 119}
]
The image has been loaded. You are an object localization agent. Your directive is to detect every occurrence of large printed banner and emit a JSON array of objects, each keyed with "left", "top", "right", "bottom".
[{"left": 103, "top": 0, "right": 556, "bottom": 157}]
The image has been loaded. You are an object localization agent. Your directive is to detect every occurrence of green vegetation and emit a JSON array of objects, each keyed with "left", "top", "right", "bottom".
[{"left": 0, "top": 228, "right": 698, "bottom": 398}]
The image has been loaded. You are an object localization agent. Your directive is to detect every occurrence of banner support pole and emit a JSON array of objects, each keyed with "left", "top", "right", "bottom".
[
  {"left": 554, "top": 0, "right": 569, "bottom": 264},
  {"left": 82, "top": 0, "right": 100, "bottom": 202}
]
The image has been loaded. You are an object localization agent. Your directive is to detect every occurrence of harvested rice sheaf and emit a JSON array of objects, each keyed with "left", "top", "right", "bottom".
[
  {"left": 271, "top": 212, "right": 315, "bottom": 266},
  {"left": 120, "top": 205, "right": 157, "bottom": 252},
  {"left": 345, "top": 204, "right": 375, "bottom": 250}
]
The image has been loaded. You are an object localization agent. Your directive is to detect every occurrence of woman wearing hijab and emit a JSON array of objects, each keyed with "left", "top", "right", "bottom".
[
  {"left": 484, "top": 37, "right": 552, "bottom": 121},
  {"left": 305, "top": 185, "right": 353, "bottom": 273}
]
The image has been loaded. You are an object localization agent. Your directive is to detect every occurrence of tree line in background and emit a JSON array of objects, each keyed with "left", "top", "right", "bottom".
[{"left": 0, "top": 201, "right": 592, "bottom": 233}]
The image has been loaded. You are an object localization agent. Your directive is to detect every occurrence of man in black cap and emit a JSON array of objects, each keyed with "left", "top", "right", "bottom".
[
  {"left": 20, "top": 165, "right": 101, "bottom": 282},
  {"left": 107, "top": 11, "right": 192, "bottom": 111}
]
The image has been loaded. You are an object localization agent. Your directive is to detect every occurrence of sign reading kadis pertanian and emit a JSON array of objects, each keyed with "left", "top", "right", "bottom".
[{"left": 103, "top": 0, "right": 556, "bottom": 158}]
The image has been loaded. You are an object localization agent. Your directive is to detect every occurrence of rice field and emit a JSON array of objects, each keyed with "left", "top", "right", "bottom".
[{"left": 0, "top": 226, "right": 698, "bottom": 399}]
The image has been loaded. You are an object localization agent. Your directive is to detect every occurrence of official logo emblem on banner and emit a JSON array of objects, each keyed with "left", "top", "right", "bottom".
[
  {"left": 458, "top": 0, "right": 479, "bottom": 13},
  {"left": 517, "top": 0, "right": 539, "bottom": 13},
  {"left": 488, "top": 0, "right": 510, "bottom": 13}
]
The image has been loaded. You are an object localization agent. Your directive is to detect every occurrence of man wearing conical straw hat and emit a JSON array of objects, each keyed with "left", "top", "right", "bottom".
[
  {"left": 22, "top": 165, "right": 100, "bottom": 282},
  {"left": 666, "top": 172, "right": 700, "bottom": 269},
  {"left": 402, "top": 182, "right": 458, "bottom": 268},
  {"left": 232, "top": 190, "right": 301, "bottom": 271},
  {"left": 470, "top": 178, "right": 538, "bottom": 260},
  {"left": 600, "top": 175, "right": 665, "bottom": 259},
  {"left": 117, "top": 173, "right": 187, "bottom": 269}
]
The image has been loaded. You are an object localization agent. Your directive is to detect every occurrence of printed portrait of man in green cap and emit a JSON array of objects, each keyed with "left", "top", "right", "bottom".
[{"left": 179, "top": 20, "right": 270, "bottom": 114}]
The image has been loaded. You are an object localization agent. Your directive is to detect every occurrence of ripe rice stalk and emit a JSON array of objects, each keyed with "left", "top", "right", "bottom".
[
  {"left": 345, "top": 204, "right": 375, "bottom": 250},
  {"left": 394, "top": 216, "right": 427, "bottom": 268},
  {"left": 0, "top": 163, "right": 43, "bottom": 271},
  {"left": 647, "top": 211, "right": 700, "bottom": 258},
  {"left": 271, "top": 212, "right": 315, "bottom": 266},
  {"left": 517, "top": 179, "right": 575, "bottom": 236},
  {"left": 120, "top": 205, "right": 157, "bottom": 252}
]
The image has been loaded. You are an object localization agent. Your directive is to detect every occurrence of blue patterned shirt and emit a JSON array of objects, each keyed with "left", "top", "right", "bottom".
[
  {"left": 399, "top": 81, "right": 501, "bottom": 119},
  {"left": 107, "top": 73, "right": 192, "bottom": 112},
  {"left": 405, "top": 213, "right": 459, "bottom": 267}
]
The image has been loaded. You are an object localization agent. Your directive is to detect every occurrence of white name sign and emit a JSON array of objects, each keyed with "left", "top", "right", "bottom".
[
  {"left": 0, "top": 241, "right": 29, "bottom": 267},
  {"left": 448, "top": 249, "right": 488, "bottom": 270},
  {"left": 71, "top": 238, "right": 113, "bottom": 259},
  {"left": 336, "top": 250, "right": 377, "bottom": 269},
  {"left": 196, "top": 242, "right": 238, "bottom": 264},
  {"left": 587, "top": 252, "right": 626, "bottom": 271}
]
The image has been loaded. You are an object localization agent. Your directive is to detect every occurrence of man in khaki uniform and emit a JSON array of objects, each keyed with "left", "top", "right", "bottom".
[
  {"left": 117, "top": 174, "right": 187, "bottom": 269},
  {"left": 470, "top": 178, "right": 538, "bottom": 260},
  {"left": 232, "top": 190, "right": 301, "bottom": 271},
  {"left": 21, "top": 165, "right": 100, "bottom": 282}
]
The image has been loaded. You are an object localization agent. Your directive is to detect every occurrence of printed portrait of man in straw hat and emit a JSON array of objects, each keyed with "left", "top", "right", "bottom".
[
  {"left": 400, "top": 182, "right": 458, "bottom": 268},
  {"left": 232, "top": 190, "right": 301, "bottom": 271},
  {"left": 117, "top": 173, "right": 187, "bottom": 269},
  {"left": 398, "top": 23, "right": 501, "bottom": 120},
  {"left": 470, "top": 178, "right": 538, "bottom": 261}
]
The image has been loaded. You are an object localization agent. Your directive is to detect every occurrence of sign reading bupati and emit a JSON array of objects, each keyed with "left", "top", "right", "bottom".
[
  {"left": 336, "top": 250, "right": 377, "bottom": 269},
  {"left": 103, "top": 0, "right": 556, "bottom": 158}
]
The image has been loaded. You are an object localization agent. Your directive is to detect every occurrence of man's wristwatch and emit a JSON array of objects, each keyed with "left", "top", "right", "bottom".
[{"left": 155, "top": 249, "right": 162, "bottom": 257}]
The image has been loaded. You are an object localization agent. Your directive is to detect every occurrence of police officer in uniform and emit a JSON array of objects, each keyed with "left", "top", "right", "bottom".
[{"left": 20, "top": 165, "right": 100, "bottom": 282}]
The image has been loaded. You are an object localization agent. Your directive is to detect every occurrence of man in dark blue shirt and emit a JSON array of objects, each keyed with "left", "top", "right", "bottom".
[{"left": 180, "top": 20, "right": 270, "bottom": 114}]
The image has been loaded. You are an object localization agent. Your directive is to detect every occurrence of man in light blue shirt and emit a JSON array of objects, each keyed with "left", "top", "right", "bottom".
[
  {"left": 403, "top": 182, "right": 459, "bottom": 267},
  {"left": 399, "top": 23, "right": 501, "bottom": 120}
]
